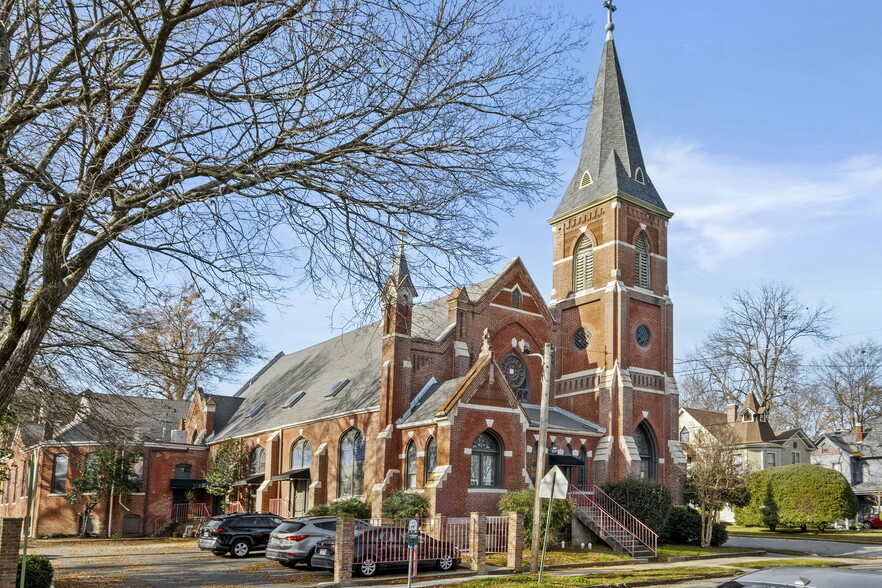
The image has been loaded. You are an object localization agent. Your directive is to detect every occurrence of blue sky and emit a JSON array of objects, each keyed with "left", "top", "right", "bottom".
[{"left": 220, "top": 1, "right": 882, "bottom": 395}]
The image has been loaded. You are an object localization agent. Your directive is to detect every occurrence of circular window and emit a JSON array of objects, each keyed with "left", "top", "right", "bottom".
[
  {"left": 635, "top": 324, "right": 651, "bottom": 348},
  {"left": 572, "top": 327, "right": 592, "bottom": 351},
  {"left": 500, "top": 351, "right": 530, "bottom": 402}
]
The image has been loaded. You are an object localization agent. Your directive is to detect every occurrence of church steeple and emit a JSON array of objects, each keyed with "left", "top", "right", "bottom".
[{"left": 553, "top": 4, "right": 667, "bottom": 221}]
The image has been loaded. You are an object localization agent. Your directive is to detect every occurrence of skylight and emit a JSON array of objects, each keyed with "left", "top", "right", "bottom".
[
  {"left": 282, "top": 391, "right": 305, "bottom": 409},
  {"left": 244, "top": 401, "right": 266, "bottom": 418},
  {"left": 325, "top": 378, "right": 351, "bottom": 398}
]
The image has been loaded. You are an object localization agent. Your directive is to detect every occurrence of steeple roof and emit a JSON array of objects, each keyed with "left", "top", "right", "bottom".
[
  {"left": 553, "top": 36, "right": 668, "bottom": 220},
  {"left": 383, "top": 240, "right": 418, "bottom": 301}
]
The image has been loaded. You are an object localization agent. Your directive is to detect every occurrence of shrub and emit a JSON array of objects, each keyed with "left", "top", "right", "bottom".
[
  {"left": 330, "top": 497, "right": 372, "bottom": 519},
  {"left": 306, "top": 503, "right": 333, "bottom": 516},
  {"left": 498, "top": 489, "right": 572, "bottom": 546},
  {"left": 602, "top": 478, "right": 672, "bottom": 534},
  {"left": 17, "top": 556, "right": 53, "bottom": 588},
  {"left": 661, "top": 506, "right": 728, "bottom": 547},
  {"left": 382, "top": 491, "right": 430, "bottom": 519},
  {"left": 737, "top": 465, "right": 857, "bottom": 532}
]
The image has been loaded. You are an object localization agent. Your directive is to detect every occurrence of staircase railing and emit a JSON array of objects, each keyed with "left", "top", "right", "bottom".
[
  {"left": 171, "top": 502, "right": 211, "bottom": 522},
  {"left": 569, "top": 484, "right": 657, "bottom": 555},
  {"left": 268, "top": 498, "right": 290, "bottom": 518}
]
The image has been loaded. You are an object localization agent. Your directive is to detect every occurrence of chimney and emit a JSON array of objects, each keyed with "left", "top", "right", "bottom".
[
  {"left": 856, "top": 423, "right": 864, "bottom": 443},
  {"left": 726, "top": 404, "right": 737, "bottom": 423}
]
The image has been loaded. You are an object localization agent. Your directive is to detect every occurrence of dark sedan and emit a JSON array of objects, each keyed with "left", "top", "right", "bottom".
[{"left": 310, "top": 526, "right": 461, "bottom": 577}]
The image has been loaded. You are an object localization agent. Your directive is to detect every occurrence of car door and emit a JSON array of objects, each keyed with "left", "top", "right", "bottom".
[{"left": 258, "top": 516, "right": 282, "bottom": 547}]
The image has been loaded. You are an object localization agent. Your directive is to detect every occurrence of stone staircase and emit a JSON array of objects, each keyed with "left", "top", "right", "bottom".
[{"left": 569, "top": 485, "right": 657, "bottom": 560}]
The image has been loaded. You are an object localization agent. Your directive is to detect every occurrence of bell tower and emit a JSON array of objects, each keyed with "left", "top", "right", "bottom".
[{"left": 549, "top": 1, "right": 683, "bottom": 491}]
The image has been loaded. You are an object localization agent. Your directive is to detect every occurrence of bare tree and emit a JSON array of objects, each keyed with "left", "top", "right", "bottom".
[
  {"left": 0, "top": 0, "right": 589, "bottom": 414},
  {"left": 816, "top": 341, "right": 882, "bottom": 430},
  {"left": 123, "top": 285, "right": 263, "bottom": 400},
  {"left": 773, "top": 381, "right": 835, "bottom": 440},
  {"left": 684, "top": 428, "right": 748, "bottom": 548},
  {"left": 679, "top": 282, "right": 834, "bottom": 413}
]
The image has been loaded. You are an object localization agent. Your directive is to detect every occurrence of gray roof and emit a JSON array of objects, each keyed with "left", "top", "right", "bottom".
[
  {"left": 18, "top": 422, "right": 43, "bottom": 447},
  {"left": 397, "top": 378, "right": 464, "bottom": 426},
  {"left": 818, "top": 418, "right": 882, "bottom": 457},
  {"left": 53, "top": 394, "right": 190, "bottom": 444},
  {"left": 205, "top": 394, "right": 244, "bottom": 431},
  {"left": 212, "top": 322, "right": 385, "bottom": 442},
  {"left": 523, "top": 404, "right": 605, "bottom": 435},
  {"left": 554, "top": 38, "right": 667, "bottom": 220}
]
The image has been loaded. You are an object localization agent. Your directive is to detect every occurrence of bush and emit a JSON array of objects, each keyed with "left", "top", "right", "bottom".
[
  {"left": 498, "top": 489, "right": 572, "bottom": 547},
  {"left": 17, "top": 556, "right": 53, "bottom": 588},
  {"left": 306, "top": 498, "right": 371, "bottom": 518},
  {"left": 736, "top": 464, "right": 857, "bottom": 532},
  {"left": 661, "top": 506, "right": 728, "bottom": 547},
  {"left": 602, "top": 478, "right": 672, "bottom": 534},
  {"left": 306, "top": 503, "right": 333, "bottom": 516},
  {"left": 382, "top": 491, "right": 430, "bottom": 519}
]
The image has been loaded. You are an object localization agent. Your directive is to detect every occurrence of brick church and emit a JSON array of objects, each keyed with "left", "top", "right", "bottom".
[
  {"left": 181, "top": 13, "right": 685, "bottom": 519},
  {"left": 1, "top": 10, "right": 684, "bottom": 535}
]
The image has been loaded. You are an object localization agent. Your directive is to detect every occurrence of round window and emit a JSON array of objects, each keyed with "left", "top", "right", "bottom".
[
  {"left": 635, "top": 324, "right": 651, "bottom": 348},
  {"left": 572, "top": 327, "right": 591, "bottom": 351}
]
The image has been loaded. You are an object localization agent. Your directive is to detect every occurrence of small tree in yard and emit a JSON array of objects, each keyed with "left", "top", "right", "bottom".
[
  {"left": 204, "top": 439, "right": 246, "bottom": 506},
  {"left": 684, "top": 429, "right": 748, "bottom": 547},
  {"left": 65, "top": 438, "right": 143, "bottom": 537}
]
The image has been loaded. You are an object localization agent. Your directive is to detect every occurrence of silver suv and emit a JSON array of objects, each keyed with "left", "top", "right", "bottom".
[{"left": 265, "top": 516, "right": 373, "bottom": 567}]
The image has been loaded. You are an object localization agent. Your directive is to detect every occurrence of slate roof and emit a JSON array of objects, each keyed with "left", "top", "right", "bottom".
[
  {"left": 554, "top": 38, "right": 667, "bottom": 221},
  {"left": 523, "top": 404, "right": 605, "bottom": 435},
  {"left": 817, "top": 418, "right": 882, "bottom": 457},
  {"left": 397, "top": 378, "right": 464, "bottom": 426},
  {"left": 682, "top": 407, "right": 728, "bottom": 430},
  {"left": 18, "top": 422, "right": 43, "bottom": 447},
  {"left": 205, "top": 393, "right": 244, "bottom": 432},
  {"left": 52, "top": 393, "right": 190, "bottom": 444}
]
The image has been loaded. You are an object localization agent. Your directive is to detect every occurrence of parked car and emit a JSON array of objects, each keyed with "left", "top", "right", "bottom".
[
  {"left": 717, "top": 566, "right": 882, "bottom": 587},
  {"left": 197, "top": 513, "right": 284, "bottom": 558},
  {"left": 265, "top": 516, "right": 374, "bottom": 567},
  {"left": 861, "top": 517, "right": 882, "bottom": 529},
  {"left": 310, "top": 526, "right": 461, "bottom": 577}
]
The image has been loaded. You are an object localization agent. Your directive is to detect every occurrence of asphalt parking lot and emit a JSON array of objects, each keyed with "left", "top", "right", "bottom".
[{"left": 28, "top": 538, "right": 337, "bottom": 587}]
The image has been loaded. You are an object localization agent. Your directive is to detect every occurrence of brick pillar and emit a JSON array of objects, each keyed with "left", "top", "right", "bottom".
[
  {"left": 469, "top": 512, "right": 486, "bottom": 573},
  {"left": 0, "top": 518, "right": 23, "bottom": 588},
  {"left": 334, "top": 516, "right": 354, "bottom": 586},
  {"left": 506, "top": 512, "right": 524, "bottom": 570}
]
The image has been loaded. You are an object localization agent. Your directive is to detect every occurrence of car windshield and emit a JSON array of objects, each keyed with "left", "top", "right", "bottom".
[{"left": 204, "top": 519, "right": 224, "bottom": 529}]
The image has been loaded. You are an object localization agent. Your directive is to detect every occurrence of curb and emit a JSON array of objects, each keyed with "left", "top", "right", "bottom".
[{"left": 666, "top": 550, "right": 766, "bottom": 562}]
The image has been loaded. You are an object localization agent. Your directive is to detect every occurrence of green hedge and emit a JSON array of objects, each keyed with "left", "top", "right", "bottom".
[
  {"left": 307, "top": 497, "right": 371, "bottom": 519},
  {"left": 381, "top": 490, "right": 430, "bottom": 519},
  {"left": 17, "top": 556, "right": 53, "bottom": 588},
  {"left": 602, "top": 478, "right": 672, "bottom": 534},
  {"left": 662, "top": 506, "right": 727, "bottom": 546},
  {"left": 498, "top": 489, "right": 572, "bottom": 547},
  {"left": 736, "top": 464, "right": 857, "bottom": 531}
]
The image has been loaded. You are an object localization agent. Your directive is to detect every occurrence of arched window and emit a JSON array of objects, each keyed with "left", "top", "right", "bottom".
[
  {"left": 580, "top": 170, "right": 592, "bottom": 188},
  {"left": 51, "top": 454, "right": 68, "bottom": 494},
  {"left": 83, "top": 452, "right": 100, "bottom": 477},
  {"left": 679, "top": 427, "right": 690, "bottom": 443},
  {"left": 573, "top": 234, "right": 594, "bottom": 293},
  {"left": 405, "top": 441, "right": 417, "bottom": 489},
  {"left": 633, "top": 421, "right": 658, "bottom": 479},
  {"left": 290, "top": 438, "right": 313, "bottom": 469},
  {"left": 248, "top": 446, "right": 265, "bottom": 475},
  {"left": 635, "top": 231, "right": 650, "bottom": 289},
  {"left": 634, "top": 167, "right": 645, "bottom": 184},
  {"left": 338, "top": 429, "right": 365, "bottom": 497},
  {"left": 174, "top": 463, "right": 192, "bottom": 479},
  {"left": 424, "top": 437, "right": 437, "bottom": 484},
  {"left": 578, "top": 446, "right": 588, "bottom": 489},
  {"left": 470, "top": 430, "right": 502, "bottom": 488},
  {"left": 500, "top": 349, "right": 530, "bottom": 402},
  {"left": 131, "top": 456, "right": 144, "bottom": 492},
  {"left": 511, "top": 287, "right": 522, "bottom": 309}
]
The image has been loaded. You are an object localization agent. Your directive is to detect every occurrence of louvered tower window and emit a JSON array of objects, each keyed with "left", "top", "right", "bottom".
[
  {"left": 635, "top": 168, "right": 645, "bottom": 184},
  {"left": 573, "top": 234, "right": 594, "bottom": 292},
  {"left": 635, "top": 231, "right": 650, "bottom": 289},
  {"left": 580, "top": 171, "right": 592, "bottom": 188}
]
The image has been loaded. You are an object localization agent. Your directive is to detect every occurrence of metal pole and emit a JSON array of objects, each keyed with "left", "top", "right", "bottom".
[
  {"left": 539, "top": 469, "right": 556, "bottom": 584},
  {"left": 530, "top": 343, "right": 554, "bottom": 573}
]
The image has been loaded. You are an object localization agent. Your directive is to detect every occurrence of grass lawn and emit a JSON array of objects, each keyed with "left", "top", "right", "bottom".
[
  {"left": 485, "top": 546, "right": 629, "bottom": 567},
  {"left": 724, "top": 558, "right": 847, "bottom": 569},
  {"left": 728, "top": 526, "right": 882, "bottom": 545},
  {"left": 451, "top": 567, "right": 736, "bottom": 588},
  {"left": 655, "top": 544, "right": 757, "bottom": 561}
]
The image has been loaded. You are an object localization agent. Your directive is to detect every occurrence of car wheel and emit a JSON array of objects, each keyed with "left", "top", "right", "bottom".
[
  {"left": 437, "top": 555, "right": 454, "bottom": 571},
  {"left": 358, "top": 557, "right": 378, "bottom": 577},
  {"left": 864, "top": 522, "right": 873, "bottom": 529},
  {"left": 230, "top": 540, "right": 251, "bottom": 558}
]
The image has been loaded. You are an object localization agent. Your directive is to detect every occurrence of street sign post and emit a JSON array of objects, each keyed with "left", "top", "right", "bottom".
[{"left": 537, "top": 466, "right": 566, "bottom": 583}]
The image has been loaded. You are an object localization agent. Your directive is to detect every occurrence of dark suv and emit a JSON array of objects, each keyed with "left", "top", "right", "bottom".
[
  {"left": 265, "top": 516, "right": 373, "bottom": 567},
  {"left": 198, "top": 513, "right": 284, "bottom": 558}
]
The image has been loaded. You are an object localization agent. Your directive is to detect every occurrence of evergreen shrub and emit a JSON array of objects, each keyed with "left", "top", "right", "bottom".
[
  {"left": 498, "top": 489, "right": 572, "bottom": 546},
  {"left": 381, "top": 490, "right": 430, "bottom": 519},
  {"left": 17, "top": 556, "right": 53, "bottom": 588},
  {"left": 662, "top": 506, "right": 727, "bottom": 546},
  {"left": 602, "top": 478, "right": 672, "bottom": 533}
]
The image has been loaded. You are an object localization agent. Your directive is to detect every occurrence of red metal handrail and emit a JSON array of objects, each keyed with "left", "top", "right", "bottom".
[
  {"left": 227, "top": 501, "right": 244, "bottom": 514},
  {"left": 569, "top": 484, "right": 657, "bottom": 555},
  {"left": 171, "top": 502, "right": 211, "bottom": 521},
  {"left": 268, "top": 498, "right": 290, "bottom": 518}
]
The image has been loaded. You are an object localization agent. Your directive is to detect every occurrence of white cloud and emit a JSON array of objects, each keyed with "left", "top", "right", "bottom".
[{"left": 646, "top": 140, "right": 882, "bottom": 270}]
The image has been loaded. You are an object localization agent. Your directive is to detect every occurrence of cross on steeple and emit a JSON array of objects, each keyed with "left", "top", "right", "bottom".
[{"left": 603, "top": 0, "right": 616, "bottom": 40}]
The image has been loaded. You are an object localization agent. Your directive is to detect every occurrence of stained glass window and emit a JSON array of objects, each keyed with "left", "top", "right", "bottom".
[
  {"left": 339, "top": 429, "right": 365, "bottom": 497},
  {"left": 470, "top": 431, "right": 502, "bottom": 488},
  {"left": 500, "top": 349, "right": 530, "bottom": 402},
  {"left": 424, "top": 437, "right": 437, "bottom": 484},
  {"left": 405, "top": 441, "right": 417, "bottom": 489},
  {"left": 291, "top": 438, "right": 313, "bottom": 469}
]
